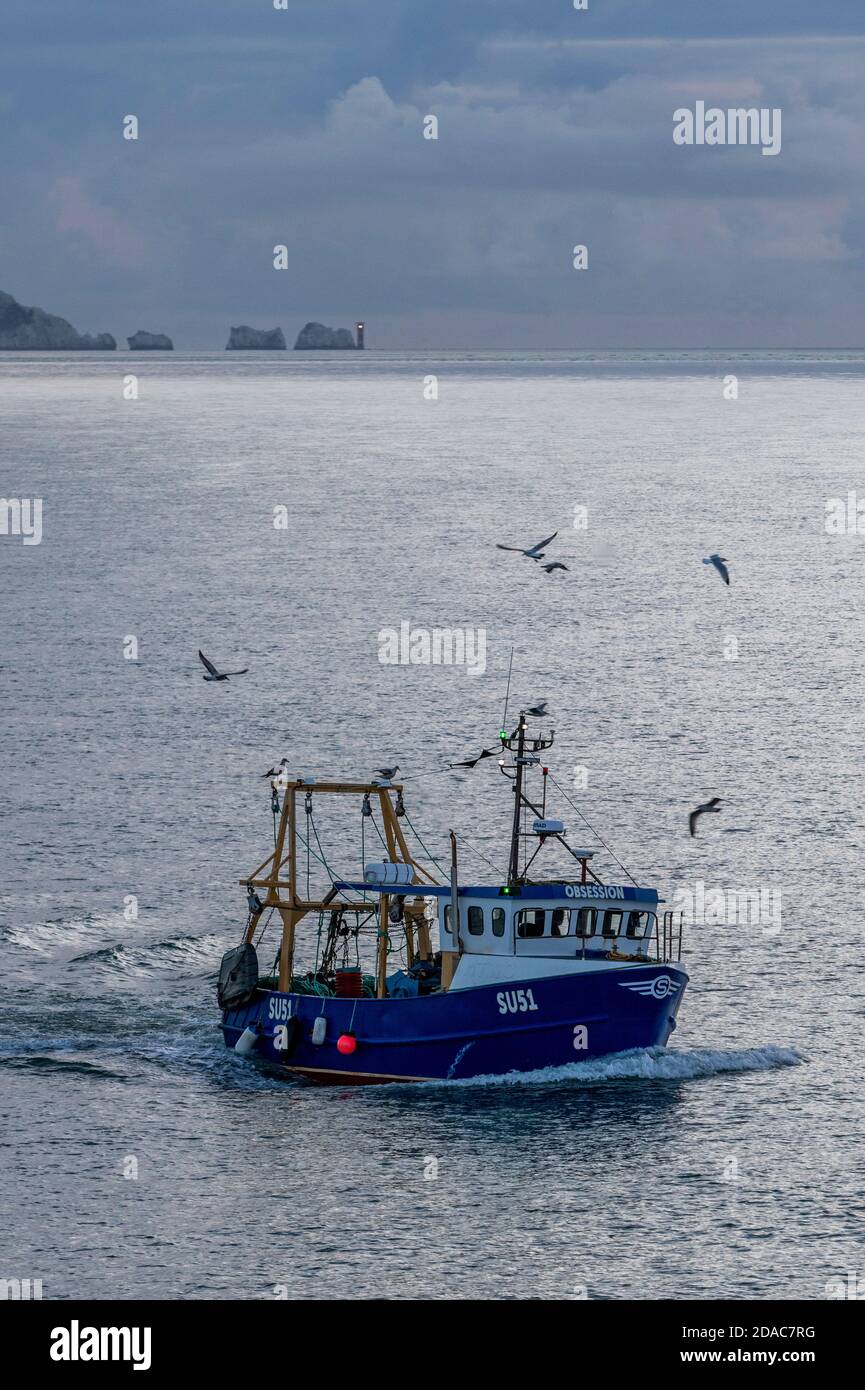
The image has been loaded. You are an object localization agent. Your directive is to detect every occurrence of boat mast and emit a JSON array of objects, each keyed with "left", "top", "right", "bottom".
[
  {"left": 501, "top": 711, "right": 555, "bottom": 887},
  {"left": 507, "top": 712, "right": 527, "bottom": 885}
]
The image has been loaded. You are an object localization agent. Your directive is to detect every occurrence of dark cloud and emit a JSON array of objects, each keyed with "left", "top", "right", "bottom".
[{"left": 1, "top": 3, "right": 863, "bottom": 346}]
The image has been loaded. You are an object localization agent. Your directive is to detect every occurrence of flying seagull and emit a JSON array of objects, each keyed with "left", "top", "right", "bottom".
[
  {"left": 689, "top": 797, "right": 722, "bottom": 837},
  {"left": 542, "top": 562, "right": 569, "bottom": 573},
  {"left": 375, "top": 764, "right": 400, "bottom": 780},
  {"left": 496, "top": 530, "right": 558, "bottom": 561},
  {"left": 526, "top": 701, "right": 548, "bottom": 718},
  {"left": 198, "top": 650, "right": 248, "bottom": 681},
  {"left": 703, "top": 554, "right": 730, "bottom": 586},
  {"left": 262, "top": 758, "right": 289, "bottom": 778}
]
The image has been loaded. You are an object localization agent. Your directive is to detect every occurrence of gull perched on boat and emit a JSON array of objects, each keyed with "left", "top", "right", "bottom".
[
  {"left": 262, "top": 758, "right": 289, "bottom": 779},
  {"left": 198, "top": 650, "right": 248, "bottom": 681},
  {"left": 703, "top": 554, "right": 730, "bottom": 586},
  {"left": 496, "top": 530, "right": 558, "bottom": 562},
  {"left": 689, "top": 797, "right": 722, "bottom": 836},
  {"left": 374, "top": 764, "right": 400, "bottom": 782}
]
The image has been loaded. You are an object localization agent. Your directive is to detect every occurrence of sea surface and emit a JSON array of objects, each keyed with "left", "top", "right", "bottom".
[{"left": 1, "top": 348, "right": 864, "bottom": 1300}]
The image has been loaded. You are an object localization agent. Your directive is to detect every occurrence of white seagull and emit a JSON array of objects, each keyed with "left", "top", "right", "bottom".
[
  {"left": 198, "top": 650, "right": 249, "bottom": 682},
  {"left": 496, "top": 530, "right": 558, "bottom": 562},
  {"left": 262, "top": 758, "right": 289, "bottom": 778},
  {"left": 703, "top": 554, "right": 730, "bottom": 586}
]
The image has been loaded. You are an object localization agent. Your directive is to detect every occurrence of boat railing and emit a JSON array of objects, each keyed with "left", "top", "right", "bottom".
[{"left": 656, "top": 910, "right": 685, "bottom": 963}]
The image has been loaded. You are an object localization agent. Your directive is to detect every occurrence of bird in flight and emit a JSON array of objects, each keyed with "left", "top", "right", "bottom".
[
  {"left": 198, "top": 650, "right": 248, "bottom": 681},
  {"left": 703, "top": 554, "right": 730, "bottom": 586},
  {"left": 496, "top": 530, "right": 558, "bottom": 561},
  {"left": 542, "top": 561, "right": 569, "bottom": 573},
  {"left": 689, "top": 797, "right": 722, "bottom": 837},
  {"left": 526, "top": 701, "right": 548, "bottom": 717},
  {"left": 263, "top": 758, "right": 289, "bottom": 778}
]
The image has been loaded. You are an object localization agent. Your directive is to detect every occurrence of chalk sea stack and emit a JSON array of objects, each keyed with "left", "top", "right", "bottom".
[
  {"left": 226, "top": 325, "right": 286, "bottom": 350},
  {"left": 127, "top": 330, "right": 173, "bottom": 350},
  {"left": 294, "top": 321, "right": 357, "bottom": 350},
  {"left": 0, "top": 289, "right": 115, "bottom": 350}
]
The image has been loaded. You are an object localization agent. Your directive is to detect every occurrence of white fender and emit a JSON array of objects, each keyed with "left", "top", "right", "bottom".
[{"left": 235, "top": 1024, "right": 260, "bottom": 1056}]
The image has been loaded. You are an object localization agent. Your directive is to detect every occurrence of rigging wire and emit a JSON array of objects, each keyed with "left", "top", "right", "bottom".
[
  {"left": 501, "top": 644, "right": 514, "bottom": 732},
  {"left": 368, "top": 808, "right": 391, "bottom": 856},
  {"left": 309, "top": 809, "right": 338, "bottom": 883},
  {"left": 458, "top": 833, "right": 507, "bottom": 881},
  {"left": 294, "top": 816, "right": 361, "bottom": 900},
  {"left": 400, "top": 805, "right": 447, "bottom": 878},
  {"left": 253, "top": 905, "right": 276, "bottom": 950},
  {"left": 548, "top": 774, "right": 639, "bottom": 886}
]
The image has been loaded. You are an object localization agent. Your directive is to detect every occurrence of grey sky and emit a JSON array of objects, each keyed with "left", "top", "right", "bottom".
[{"left": 2, "top": 1, "right": 863, "bottom": 347}]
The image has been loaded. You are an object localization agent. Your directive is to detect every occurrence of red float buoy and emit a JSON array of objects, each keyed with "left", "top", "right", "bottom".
[{"left": 336, "top": 1033, "right": 357, "bottom": 1056}]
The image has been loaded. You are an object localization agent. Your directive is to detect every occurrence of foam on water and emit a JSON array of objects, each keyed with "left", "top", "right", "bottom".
[
  {"left": 437, "top": 1045, "right": 804, "bottom": 1089},
  {"left": 0, "top": 912, "right": 124, "bottom": 955},
  {"left": 68, "top": 932, "right": 223, "bottom": 976}
]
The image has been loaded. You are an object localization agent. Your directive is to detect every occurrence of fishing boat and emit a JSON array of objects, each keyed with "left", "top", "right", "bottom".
[{"left": 218, "top": 713, "right": 688, "bottom": 1083}]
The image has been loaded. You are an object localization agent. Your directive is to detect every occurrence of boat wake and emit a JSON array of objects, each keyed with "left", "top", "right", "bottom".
[
  {"left": 440, "top": 1045, "right": 804, "bottom": 1089},
  {"left": 67, "top": 933, "right": 223, "bottom": 978},
  {"left": 0, "top": 912, "right": 122, "bottom": 955},
  {"left": 0, "top": 1051, "right": 128, "bottom": 1080}
]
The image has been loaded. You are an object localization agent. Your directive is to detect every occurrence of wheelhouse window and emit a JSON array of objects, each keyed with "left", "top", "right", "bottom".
[
  {"left": 491, "top": 907, "right": 506, "bottom": 937},
  {"left": 574, "top": 907, "right": 596, "bottom": 937},
  {"left": 468, "top": 905, "right": 484, "bottom": 936},
  {"left": 516, "top": 907, "right": 574, "bottom": 939},
  {"left": 550, "top": 908, "right": 568, "bottom": 937},
  {"left": 516, "top": 909, "right": 545, "bottom": 938},
  {"left": 601, "top": 910, "right": 622, "bottom": 937},
  {"left": 625, "top": 910, "right": 654, "bottom": 939}
]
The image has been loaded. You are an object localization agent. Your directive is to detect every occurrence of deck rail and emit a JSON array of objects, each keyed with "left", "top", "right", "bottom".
[{"left": 656, "top": 910, "right": 685, "bottom": 963}]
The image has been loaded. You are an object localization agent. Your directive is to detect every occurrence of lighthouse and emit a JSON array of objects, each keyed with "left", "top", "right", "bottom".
[{"left": 355, "top": 321, "right": 365, "bottom": 350}]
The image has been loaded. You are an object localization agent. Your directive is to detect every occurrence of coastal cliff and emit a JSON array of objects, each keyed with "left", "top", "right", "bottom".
[
  {"left": 127, "top": 330, "right": 173, "bottom": 350},
  {"left": 226, "top": 325, "right": 286, "bottom": 350},
  {"left": 294, "top": 321, "right": 357, "bottom": 350},
  {"left": 0, "top": 290, "right": 116, "bottom": 350}
]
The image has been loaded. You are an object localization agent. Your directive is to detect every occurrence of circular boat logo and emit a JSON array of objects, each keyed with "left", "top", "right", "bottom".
[{"left": 619, "top": 974, "right": 681, "bottom": 999}]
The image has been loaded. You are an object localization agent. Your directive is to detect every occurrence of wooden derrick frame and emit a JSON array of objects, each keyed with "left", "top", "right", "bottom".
[{"left": 239, "top": 781, "right": 438, "bottom": 996}]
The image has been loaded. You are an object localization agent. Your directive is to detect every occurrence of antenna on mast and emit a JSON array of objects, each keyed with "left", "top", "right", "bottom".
[
  {"left": 501, "top": 646, "right": 514, "bottom": 737},
  {"left": 499, "top": 708, "right": 555, "bottom": 887}
]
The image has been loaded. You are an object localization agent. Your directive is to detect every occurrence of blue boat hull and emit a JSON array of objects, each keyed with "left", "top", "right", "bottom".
[{"left": 221, "top": 963, "right": 689, "bottom": 1083}]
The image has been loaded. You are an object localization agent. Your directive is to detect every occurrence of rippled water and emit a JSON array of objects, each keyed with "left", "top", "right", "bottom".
[{"left": 2, "top": 350, "right": 863, "bottom": 1300}]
